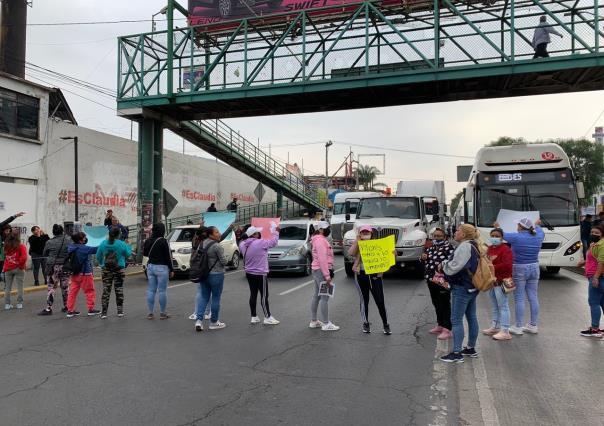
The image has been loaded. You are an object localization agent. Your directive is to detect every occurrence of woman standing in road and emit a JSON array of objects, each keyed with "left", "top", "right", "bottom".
[
  {"left": 143, "top": 223, "right": 174, "bottom": 320},
  {"left": 309, "top": 222, "right": 339, "bottom": 331},
  {"left": 3, "top": 229, "right": 28, "bottom": 310},
  {"left": 421, "top": 227, "right": 454, "bottom": 340},
  {"left": 482, "top": 228, "right": 514, "bottom": 341},
  {"left": 440, "top": 224, "right": 483, "bottom": 363},
  {"left": 348, "top": 225, "right": 391, "bottom": 334},
  {"left": 498, "top": 218, "right": 545, "bottom": 335},
  {"left": 578, "top": 224, "right": 604, "bottom": 337},
  {"left": 195, "top": 226, "right": 229, "bottom": 331}
]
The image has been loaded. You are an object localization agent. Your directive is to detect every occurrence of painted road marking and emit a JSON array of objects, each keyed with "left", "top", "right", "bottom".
[{"left": 278, "top": 267, "right": 345, "bottom": 296}]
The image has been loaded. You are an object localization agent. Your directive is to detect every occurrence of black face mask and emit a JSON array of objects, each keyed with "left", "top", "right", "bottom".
[
  {"left": 590, "top": 235, "right": 601, "bottom": 243},
  {"left": 323, "top": 228, "right": 331, "bottom": 238}
]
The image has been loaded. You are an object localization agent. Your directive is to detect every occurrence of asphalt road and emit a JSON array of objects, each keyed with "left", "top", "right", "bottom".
[{"left": 0, "top": 258, "right": 602, "bottom": 426}]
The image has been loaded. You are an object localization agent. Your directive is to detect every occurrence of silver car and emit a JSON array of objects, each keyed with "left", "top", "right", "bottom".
[{"left": 268, "top": 220, "right": 321, "bottom": 276}]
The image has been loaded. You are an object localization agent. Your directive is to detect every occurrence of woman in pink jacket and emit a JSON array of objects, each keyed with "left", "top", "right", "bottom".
[{"left": 309, "top": 221, "right": 339, "bottom": 331}]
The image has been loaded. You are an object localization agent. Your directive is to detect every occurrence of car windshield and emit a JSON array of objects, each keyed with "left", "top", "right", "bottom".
[
  {"left": 168, "top": 228, "right": 196, "bottom": 242},
  {"left": 357, "top": 197, "right": 420, "bottom": 219},
  {"left": 332, "top": 201, "right": 358, "bottom": 215},
  {"left": 279, "top": 224, "right": 308, "bottom": 240}
]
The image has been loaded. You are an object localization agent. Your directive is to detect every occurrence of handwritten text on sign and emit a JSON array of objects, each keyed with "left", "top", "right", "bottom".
[{"left": 358, "top": 235, "right": 396, "bottom": 274}]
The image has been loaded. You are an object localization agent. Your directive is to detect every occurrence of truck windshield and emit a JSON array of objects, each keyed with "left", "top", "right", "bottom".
[
  {"left": 333, "top": 201, "right": 358, "bottom": 215},
  {"left": 476, "top": 169, "right": 579, "bottom": 227},
  {"left": 357, "top": 198, "right": 420, "bottom": 219}
]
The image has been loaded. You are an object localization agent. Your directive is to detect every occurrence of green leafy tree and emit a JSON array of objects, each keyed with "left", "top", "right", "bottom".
[
  {"left": 356, "top": 165, "right": 386, "bottom": 190},
  {"left": 450, "top": 190, "right": 463, "bottom": 214}
]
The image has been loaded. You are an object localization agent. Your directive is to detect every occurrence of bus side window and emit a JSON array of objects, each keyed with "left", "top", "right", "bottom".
[{"left": 466, "top": 200, "right": 474, "bottom": 224}]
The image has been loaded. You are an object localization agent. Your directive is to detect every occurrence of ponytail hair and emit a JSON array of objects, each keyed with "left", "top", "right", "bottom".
[{"left": 528, "top": 227, "right": 537, "bottom": 236}]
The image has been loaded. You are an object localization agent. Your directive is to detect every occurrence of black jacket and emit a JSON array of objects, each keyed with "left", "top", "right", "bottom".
[{"left": 143, "top": 236, "right": 173, "bottom": 272}]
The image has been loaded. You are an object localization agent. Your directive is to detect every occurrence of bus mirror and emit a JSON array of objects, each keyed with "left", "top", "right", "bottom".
[
  {"left": 577, "top": 182, "right": 585, "bottom": 199},
  {"left": 464, "top": 187, "right": 473, "bottom": 202}
]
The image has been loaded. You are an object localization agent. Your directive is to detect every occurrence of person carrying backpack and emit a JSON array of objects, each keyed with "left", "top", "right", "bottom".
[
  {"left": 38, "top": 224, "right": 71, "bottom": 316},
  {"left": 65, "top": 232, "right": 100, "bottom": 318},
  {"left": 96, "top": 227, "right": 132, "bottom": 319},
  {"left": 439, "top": 224, "right": 484, "bottom": 363}
]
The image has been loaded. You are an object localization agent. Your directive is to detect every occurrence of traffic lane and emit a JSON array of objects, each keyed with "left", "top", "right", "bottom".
[
  {"left": 474, "top": 270, "right": 604, "bottom": 426},
  {"left": 0, "top": 266, "right": 449, "bottom": 426}
]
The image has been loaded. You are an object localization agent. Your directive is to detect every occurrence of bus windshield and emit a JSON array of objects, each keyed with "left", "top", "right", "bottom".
[
  {"left": 332, "top": 202, "right": 358, "bottom": 216},
  {"left": 476, "top": 169, "right": 579, "bottom": 227},
  {"left": 357, "top": 197, "right": 420, "bottom": 219}
]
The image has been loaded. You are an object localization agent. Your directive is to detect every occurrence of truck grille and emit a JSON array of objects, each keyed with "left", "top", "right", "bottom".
[
  {"left": 541, "top": 242, "right": 560, "bottom": 250},
  {"left": 377, "top": 228, "right": 399, "bottom": 241},
  {"left": 269, "top": 252, "right": 283, "bottom": 259},
  {"left": 343, "top": 223, "right": 354, "bottom": 235}
]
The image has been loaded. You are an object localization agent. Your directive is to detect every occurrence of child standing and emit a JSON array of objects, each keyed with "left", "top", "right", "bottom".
[
  {"left": 3, "top": 229, "right": 28, "bottom": 310},
  {"left": 96, "top": 227, "right": 132, "bottom": 319},
  {"left": 66, "top": 232, "right": 100, "bottom": 318}
]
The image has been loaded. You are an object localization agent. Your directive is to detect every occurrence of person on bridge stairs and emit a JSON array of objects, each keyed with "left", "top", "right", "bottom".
[
  {"left": 28, "top": 226, "right": 49, "bottom": 287},
  {"left": 421, "top": 227, "right": 454, "bottom": 340},
  {"left": 439, "top": 224, "right": 483, "bottom": 363},
  {"left": 143, "top": 223, "right": 174, "bottom": 320},
  {"left": 532, "top": 15, "right": 563, "bottom": 59},
  {"left": 578, "top": 225, "right": 604, "bottom": 338},
  {"left": 96, "top": 227, "right": 132, "bottom": 319},
  {"left": 240, "top": 224, "right": 280, "bottom": 325},
  {"left": 3, "top": 229, "right": 27, "bottom": 310},
  {"left": 66, "top": 232, "right": 100, "bottom": 317},
  {"left": 496, "top": 218, "right": 545, "bottom": 336},
  {"left": 482, "top": 228, "right": 513, "bottom": 341},
  {"left": 348, "top": 225, "right": 391, "bottom": 335},
  {"left": 38, "top": 224, "right": 71, "bottom": 316},
  {"left": 309, "top": 222, "right": 339, "bottom": 331}
]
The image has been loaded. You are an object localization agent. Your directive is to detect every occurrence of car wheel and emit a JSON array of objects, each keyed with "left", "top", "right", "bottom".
[
  {"left": 303, "top": 256, "right": 312, "bottom": 276},
  {"left": 230, "top": 252, "right": 240, "bottom": 270},
  {"left": 218, "top": 0, "right": 233, "bottom": 18},
  {"left": 546, "top": 266, "right": 560, "bottom": 274},
  {"left": 344, "top": 261, "right": 354, "bottom": 278}
]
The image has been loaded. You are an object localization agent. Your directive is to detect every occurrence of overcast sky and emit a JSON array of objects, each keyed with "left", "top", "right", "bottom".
[{"left": 22, "top": 0, "right": 604, "bottom": 202}]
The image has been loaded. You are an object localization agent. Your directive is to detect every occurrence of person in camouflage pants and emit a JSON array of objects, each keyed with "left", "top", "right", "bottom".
[
  {"left": 96, "top": 227, "right": 132, "bottom": 318},
  {"left": 48, "top": 265, "right": 69, "bottom": 311},
  {"left": 101, "top": 268, "right": 125, "bottom": 315}
]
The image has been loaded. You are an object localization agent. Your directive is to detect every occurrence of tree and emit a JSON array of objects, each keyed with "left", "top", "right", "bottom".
[
  {"left": 487, "top": 136, "right": 526, "bottom": 146},
  {"left": 356, "top": 165, "right": 386, "bottom": 190},
  {"left": 450, "top": 190, "right": 463, "bottom": 214}
]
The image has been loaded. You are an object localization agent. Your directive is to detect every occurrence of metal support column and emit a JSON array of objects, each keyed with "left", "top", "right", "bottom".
[
  {"left": 137, "top": 118, "right": 160, "bottom": 258},
  {"left": 277, "top": 191, "right": 284, "bottom": 218},
  {"left": 153, "top": 122, "right": 164, "bottom": 221}
]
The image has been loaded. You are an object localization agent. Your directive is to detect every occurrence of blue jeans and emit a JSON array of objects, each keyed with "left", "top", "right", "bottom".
[
  {"left": 195, "top": 286, "right": 211, "bottom": 316},
  {"left": 197, "top": 272, "right": 224, "bottom": 323},
  {"left": 489, "top": 286, "right": 510, "bottom": 330},
  {"left": 512, "top": 263, "right": 540, "bottom": 327},
  {"left": 147, "top": 264, "right": 169, "bottom": 313},
  {"left": 588, "top": 278, "right": 604, "bottom": 328},
  {"left": 451, "top": 286, "right": 479, "bottom": 353}
]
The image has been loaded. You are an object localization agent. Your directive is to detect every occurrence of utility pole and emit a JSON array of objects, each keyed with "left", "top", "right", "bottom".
[
  {"left": 61, "top": 136, "right": 79, "bottom": 223},
  {"left": 325, "top": 140, "right": 333, "bottom": 204}
]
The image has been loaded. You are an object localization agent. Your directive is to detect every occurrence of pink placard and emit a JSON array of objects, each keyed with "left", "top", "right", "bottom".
[{"left": 251, "top": 217, "right": 280, "bottom": 239}]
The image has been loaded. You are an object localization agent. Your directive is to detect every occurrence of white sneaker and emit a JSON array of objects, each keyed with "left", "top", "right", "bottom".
[
  {"left": 509, "top": 326, "right": 524, "bottom": 335},
  {"left": 195, "top": 320, "right": 203, "bottom": 332},
  {"left": 189, "top": 313, "right": 197, "bottom": 320},
  {"left": 251, "top": 316, "right": 261, "bottom": 324},
  {"left": 16, "top": 303, "right": 23, "bottom": 309},
  {"left": 309, "top": 320, "right": 324, "bottom": 329},
  {"left": 523, "top": 324, "right": 539, "bottom": 334},
  {"left": 204, "top": 313, "right": 212, "bottom": 320},
  {"left": 209, "top": 321, "right": 226, "bottom": 330},
  {"left": 263, "top": 316, "right": 280, "bottom": 325},
  {"left": 321, "top": 322, "right": 340, "bottom": 331},
  {"left": 4, "top": 304, "right": 13, "bottom": 310}
]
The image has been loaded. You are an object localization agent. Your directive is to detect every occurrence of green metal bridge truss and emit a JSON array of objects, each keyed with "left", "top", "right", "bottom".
[{"left": 117, "top": 0, "right": 604, "bottom": 119}]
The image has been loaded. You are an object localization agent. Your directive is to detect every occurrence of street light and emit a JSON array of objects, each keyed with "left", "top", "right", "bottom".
[
  {"left": 325, "top": 140, "right": 333, "bottom": 209},
  {"left": 152, "top": 6, "right": 169, "bottom": 32},
  {"left": 60, "top": 136, "right": 79, "bottom": 223}
]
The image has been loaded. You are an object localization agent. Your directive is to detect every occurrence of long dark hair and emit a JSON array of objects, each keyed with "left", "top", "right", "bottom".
[
  {"left": 108, "top": 227, "right": 120, "bottom": 243},
  {"left": 71, "top": 232, "right": 86, "bottom": 244},
  {"left": 3, "top": 230, "right": 21, "bottom": 252},
  {"left": 151, "top": 223, "right": 166, "bottom": 239}
]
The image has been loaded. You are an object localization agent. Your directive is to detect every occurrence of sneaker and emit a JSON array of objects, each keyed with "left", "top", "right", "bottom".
[
  {"left": 440, "top": 352, "right": 464, "bottom": 363},
  {"left": 209, "top": 321, "right": 226, "bottom": 330},
  {"left": 66, "top": 311, "right": 80, "bottom": 318},
  {"left": 117, "top": 308, "right": 124, "bottom": 318},
  {"left": 321, "top": 322, "right": 340, "bottom": 331},
  {"left": 61, "top": 306, "right": 68, "bottom": 313},
  {"left": 4, "top": 304, "right": 13, "bottom": 310},
  {"left": 16, "top": 303, "right": 23, "bottom": 309},
  {"left": 263, "top": 316, "right": 280, "bottom": 325},
  {"left": 87, "top": 309, "right": 100, "bottom": 316},
  {"left": 383, "top": 324, "right": 392, "bottom": 335},
  {"left": 362, "top": 322, "right": 371, "bottom": 333},
  {"left": 509, "top": 326, "right": 524, "bottom": 335},
  {"left": 493, "top": 330, "right": 512, "bottom": 341},
  {"left": 523, "top": 324, "right": 539, "bottom": 334},
  {"left": 482, "top": 327, "right": 500, "bottom": 336},
  {"left": 461, "top": 347, "right": 479, "bottom": 358},
  {"left": 429, "top": 325, "right": 443, "bottom": 334},
  {"left": 147, "top": 313, "right": 155, "bottom": 320},
  {"left": 437, "top": 328, "right": 452, "bottom": 340},
  {"left": 188, "top": 313, "right": 197, "bottom": 320},
  {"left": 100, "top": 312, "right": 108, "bottom": 319},
  {"left": 160, "top": 313, "right": 170, "bottom": 320},
  {"left": 38, "top": 308, "right": 52, "bottom": 316},
  {"left": 195, "top": 320, "right": 203, "bottom": 332},
  {"left": 204, "top": 313, "right": 212, "bottom": 320},
  {"left": 251, "top": 316, "right": 261, "bottom": 324},
  {"left": 34, "top": 282, "right": 40, "bottom": 287},
  {"left": 580, "top": 327, "right": 603, "bottom": 338},
  {"left": 309, "top": 320, "right": 324, "bottom": 329}
]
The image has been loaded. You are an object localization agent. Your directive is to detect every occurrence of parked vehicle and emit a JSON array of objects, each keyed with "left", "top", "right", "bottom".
[
  {"left": 330, "top": 191, "right": 380, "bottom": 253},
  {"left": 142, "top": 225, "right": 240, "bottom": 275},
  {"left": 268, "top": 219, "right": 325, "bottom": 275},
  {"left": 396, "top": 180, "right": 446, "bottom": 233}
]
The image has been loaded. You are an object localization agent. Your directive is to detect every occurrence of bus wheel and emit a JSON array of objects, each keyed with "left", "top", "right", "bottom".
[{"left": 546, "top": 266, "right": 560, "bottom": 274}]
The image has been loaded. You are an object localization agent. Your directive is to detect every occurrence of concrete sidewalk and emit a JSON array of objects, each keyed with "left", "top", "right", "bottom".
[{"left": 0, "top": 265, "right": 145, "bottom": 299}]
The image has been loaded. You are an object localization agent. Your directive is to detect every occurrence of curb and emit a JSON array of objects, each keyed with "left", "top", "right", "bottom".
[{"left": 0, "top": 270, "right": 145, "bottom": 299}]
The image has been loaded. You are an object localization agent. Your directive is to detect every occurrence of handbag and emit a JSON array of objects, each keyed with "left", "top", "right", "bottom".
[{"left": 501, "top": 277, "right": 516, "bottom": 294}]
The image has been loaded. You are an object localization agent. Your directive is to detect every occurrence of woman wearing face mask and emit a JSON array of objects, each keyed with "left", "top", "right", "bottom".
[
  {"left": 309, "top": 221, "right": 338, "bottom": 331},
  {"left": 348, "top": 225, "right": 391, "bottom": 335},
  {"left": 482, "top": 228, "right": 514, "bottom": 341},
  {"left": 577, "top": 225, "right": 604, "bottom": 338},
  {"left": 421, "top": 228, "right": 454, "bottom": 340}
]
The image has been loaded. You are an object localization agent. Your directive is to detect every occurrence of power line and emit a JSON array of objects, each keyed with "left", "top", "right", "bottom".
[
  {"left": 0, "top": 142, "right": 72, "bottom": 172},
  {"left": 26, "top": 18, "right": 188, "bottom": 27},
  {"left": 583, "top": 107, "right": 604, "bottom": 138},
  {"left": 337, "top": 141, "right": 474, "bottom": 159}
]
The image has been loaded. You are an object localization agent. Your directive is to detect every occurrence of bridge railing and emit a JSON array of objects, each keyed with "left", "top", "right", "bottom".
[{"left": 117, "top": 0, "right": 603, "bottom": 99}]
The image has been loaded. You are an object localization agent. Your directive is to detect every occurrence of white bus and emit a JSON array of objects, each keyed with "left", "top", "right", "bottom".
[{"left": 457, "top": 143, "right": 584, "bottom": 273}]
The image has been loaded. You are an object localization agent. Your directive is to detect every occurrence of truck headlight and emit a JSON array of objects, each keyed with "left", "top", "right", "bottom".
[
  {"left": 177, "top": 247, "right": 192, "bottom": 254},
  {"left": 286, "top": 246, "right": 303, "bottom": 256},
  {"left": 564, "top": 241, "right": 581, "bottom": 256},
  {"left": 401, "top": 239, "right": 425, "bottom": 247}
]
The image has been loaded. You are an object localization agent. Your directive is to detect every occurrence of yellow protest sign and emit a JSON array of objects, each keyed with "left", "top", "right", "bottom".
[{"left": 358, "top": 235, "right": 396, "bottom": 274}]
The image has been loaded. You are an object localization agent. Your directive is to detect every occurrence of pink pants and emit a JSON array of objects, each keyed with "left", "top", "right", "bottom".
[{"left": 66, "top": 274, "right": 96, "bottom": 311}]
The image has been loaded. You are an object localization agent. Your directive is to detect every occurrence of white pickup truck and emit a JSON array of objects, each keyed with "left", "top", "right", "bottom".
[{"left": 343, "top": 196, "right": 439, "bottom": 277}]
